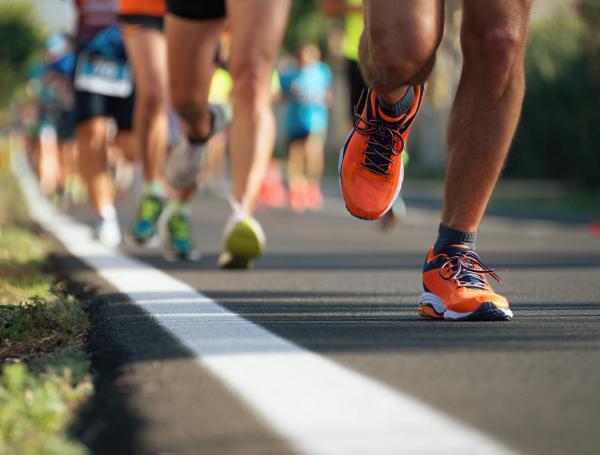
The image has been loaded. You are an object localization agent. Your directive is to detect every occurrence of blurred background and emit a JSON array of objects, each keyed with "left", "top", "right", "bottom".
[{"left": 0, "top": 0, "right": 599, "bottom": 222}]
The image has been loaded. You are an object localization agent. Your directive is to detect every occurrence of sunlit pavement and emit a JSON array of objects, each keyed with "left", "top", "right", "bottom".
[{"left": 60, "top": 182, "right": 600, "bottom": 455}]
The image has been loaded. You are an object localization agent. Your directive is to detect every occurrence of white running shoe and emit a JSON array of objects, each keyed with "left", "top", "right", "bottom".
[{"left": 92, "top": 212, "right": 122, "bottom": 248}]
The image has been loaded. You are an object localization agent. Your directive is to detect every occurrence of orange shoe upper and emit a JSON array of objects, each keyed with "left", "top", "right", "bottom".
[
  {"left": 340, "top": 86, "right": 425, "bottom": 220},
  {"left": 422, "top": 245, "right": 509, "bottom": 314}
]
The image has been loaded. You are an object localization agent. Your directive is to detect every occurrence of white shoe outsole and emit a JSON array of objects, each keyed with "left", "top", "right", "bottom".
[{"left": 418, "top": 292, "right": 513, "bottom": 321}]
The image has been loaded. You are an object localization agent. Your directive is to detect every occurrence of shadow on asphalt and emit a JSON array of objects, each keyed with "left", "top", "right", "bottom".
[
  {"left": 80, "top": 287, "right": 600, "bottom": 362},
  {"left": 57, "top": 274, "right": 600, "bottom": 453}
]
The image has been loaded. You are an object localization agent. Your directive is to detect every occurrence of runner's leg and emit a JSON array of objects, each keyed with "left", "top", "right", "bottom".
[
  {"left": 419, "top": 0, "right": 531, "bottom": 321},
  {"left": 339, "top": 0, "right": 442, "bottom": 220},
  {"left": 77, "top": 117, "right": 112, "bottom": 214},
  {"left": 441, "top": 0, "right": 532, "bottom": 232},
  {"left": 226, "top": 0, "right": 291, "bottom": 212},
  {"left": 166, "top": 14, "right": 223, "bottom": 143},
  {"left": 287, "top": 138, "right": 306, "bottom": 212},
  {"left": 162, "top": 11, "right": 224, "bottom": 260},
  {"left": 122, "top": 24, "right": 169, "bottom": 182},
  {"left": 305, "top": 133, "right": 325, "bottom": 187}
]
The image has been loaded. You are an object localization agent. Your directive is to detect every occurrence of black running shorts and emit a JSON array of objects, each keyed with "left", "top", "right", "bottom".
[
  {"left": 119, "top": 14, "right": 164, "bottom": 31},
  {"left": 74, "top": 89, "right": 134, "bottom": 131},
  {"left": 167, "top": 0, "right": 226, "bottom": 20}
]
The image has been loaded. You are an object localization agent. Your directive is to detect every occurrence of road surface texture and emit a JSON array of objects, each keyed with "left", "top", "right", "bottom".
[{"left": 50, "top": 184, "right": 600, "bottom": 455}]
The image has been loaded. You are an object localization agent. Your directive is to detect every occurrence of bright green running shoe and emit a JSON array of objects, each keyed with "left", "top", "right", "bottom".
[
  {"left": 163, "top": 211, "right": 201, "bottom": 262},
  {"left": 131, "top": 194, "right": 164, "bottom": 246},
  {"left": 218, "top": 212, "right": 265, "bottom": 269}
]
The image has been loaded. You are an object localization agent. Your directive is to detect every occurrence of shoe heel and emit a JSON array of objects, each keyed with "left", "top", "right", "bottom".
[{"left": 226, "top": 223, "right": 261, "bottom": 261}]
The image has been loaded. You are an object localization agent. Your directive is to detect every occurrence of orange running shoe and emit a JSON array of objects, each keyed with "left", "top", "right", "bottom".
[
  {"left": 339, "top": 85, "right": 426, "bottom": 220},
  {"left": 418, "top": 245, "right": 513, "bottom": 321}
]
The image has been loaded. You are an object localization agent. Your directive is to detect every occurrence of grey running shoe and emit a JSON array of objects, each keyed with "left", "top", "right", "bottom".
[{"left": 165, "top": 104, "right": 229, "bottom": 189}]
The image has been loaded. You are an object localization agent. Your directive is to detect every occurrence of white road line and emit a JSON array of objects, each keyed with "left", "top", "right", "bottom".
[{"left": 18, "top": 159, "right": 514, "bottom": 455}]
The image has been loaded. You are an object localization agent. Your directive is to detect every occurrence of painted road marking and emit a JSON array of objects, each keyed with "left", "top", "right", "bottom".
[{"left": 19, "top": 159, "right": 513, "bottom": 455}]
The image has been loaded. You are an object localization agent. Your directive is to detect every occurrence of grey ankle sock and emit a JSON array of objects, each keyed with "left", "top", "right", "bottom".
[
  {"left": 433, "top": 223, "right": 477, "bottom": 254},
  {"left": 378, "top": 87, "right": 415, "bottom": 118}
]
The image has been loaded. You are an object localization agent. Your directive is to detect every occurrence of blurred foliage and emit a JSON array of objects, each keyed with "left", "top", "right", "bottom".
[
  {"left": 284, "top": 0, "right": 327, "bottom": 52},
  {"left": 0, "top": 169, "right": 30, "bottom": 227},
  {"left": 508, "top": 2, "right": 600, "bottom": 188},
  {"left": 0, "top": 1, "right": 45, "bottom": 111},
  {"left": 0, "top": 362, "right": 91, "bottom": 455}
]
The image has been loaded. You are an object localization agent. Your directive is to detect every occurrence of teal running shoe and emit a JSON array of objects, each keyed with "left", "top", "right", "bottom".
[
  {"left": 131, "top": 194, "right": 164, "bottom": 247},
  {"left": 163, "top": 211, "right": 201, "bottom": 261}
]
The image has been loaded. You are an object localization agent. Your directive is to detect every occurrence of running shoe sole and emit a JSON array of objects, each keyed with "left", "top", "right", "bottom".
[{"left": 418, "top": 291, "right": 513, "bottom": 321}]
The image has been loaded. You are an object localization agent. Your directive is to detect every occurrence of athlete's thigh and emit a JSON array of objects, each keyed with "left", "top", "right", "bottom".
[
  {"left": 164, "top": 14, "right": 224, "bottom": 105},
  {"left": 122, "top": 24, "right": 168, "bottom": 96},
  {"left": 362, "top": 0, "right": 444, "bottom": 54},
  {"left": 226, "top": 0, "right": 291, "bottom": 81},
  {"left": 462, "top": 0, "right": 532, "bottom": 40}
]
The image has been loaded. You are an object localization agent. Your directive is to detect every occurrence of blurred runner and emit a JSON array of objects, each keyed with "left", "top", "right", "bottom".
[
  {"left": 45, "top": 37, "right": 83, "bottom": 207},
  {"left": 281, "top": 44, "right": 331, "bottom": 213},
  {"left": 165, "top": 0, "right": 291, "bottom": 268},
  {"left": 118, "top": 0, "right": 191, "bottom": 259},
  {"left": 200, "top": 32, "right": 232, "bottom": 197},
  {"left": 255, "top": 71, "right": 287, "bottom": 210},
  {"left": 72, "top": 0, "right": 135, "bottom": 247},
  {"left": 322, "top": 0, "right": 364, "bottom": 115},
  {"left": 338, "top": 0, "right": 532, "bottom": 321}
]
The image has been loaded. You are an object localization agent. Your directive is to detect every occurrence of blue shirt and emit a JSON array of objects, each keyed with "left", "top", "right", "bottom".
[{"left": 281, "top": 62, "right": 331, "bottom": 136}]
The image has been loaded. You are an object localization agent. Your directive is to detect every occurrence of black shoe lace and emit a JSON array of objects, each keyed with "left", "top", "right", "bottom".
[
  {"left": 352, "top": 90, "right": 410, "bottom": 176},
  {"left": 438, "top": 250, "right": 504, "bottom": 290}
]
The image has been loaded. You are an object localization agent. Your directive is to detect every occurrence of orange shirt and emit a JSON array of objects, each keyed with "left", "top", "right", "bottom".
[{"left": 118, "top": 0, "right": 165, "bottom": 17}]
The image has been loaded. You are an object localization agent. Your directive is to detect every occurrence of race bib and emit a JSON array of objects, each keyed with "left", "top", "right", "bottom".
[{"left": 74, "top": 52, "right": 133, "bottom": 98}]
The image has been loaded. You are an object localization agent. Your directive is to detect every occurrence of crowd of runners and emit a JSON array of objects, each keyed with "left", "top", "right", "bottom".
[{"left": 19, "top": 0, "right": 533, "bottom": 321}]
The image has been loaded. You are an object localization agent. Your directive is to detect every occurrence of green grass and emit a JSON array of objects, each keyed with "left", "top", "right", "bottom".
[
  {"left": 0, "top": 362, "right": 91, "bottom": 455},
  {"left": 0, "top": 171, "right": 92, "bottom": 455}
]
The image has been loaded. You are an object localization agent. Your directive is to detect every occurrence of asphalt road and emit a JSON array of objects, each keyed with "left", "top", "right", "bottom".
[{"left": 62, "top": 184, "right": 600, "bottom": 455}]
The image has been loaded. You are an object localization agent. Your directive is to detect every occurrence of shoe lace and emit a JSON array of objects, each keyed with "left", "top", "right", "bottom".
[
  {"left": 438, "top": 250, "right": 504, "bottom": 290},
  {"left": 352, "top": 90, "right": 408, "bottom": 176}
]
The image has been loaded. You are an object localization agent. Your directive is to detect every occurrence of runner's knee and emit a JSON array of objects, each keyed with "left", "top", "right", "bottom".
[
  {"left": 171, "top": 97, "right": 210, "bottom": 128},
  {"left": 461, "top": 23, "right": 526, "bottom": 95},
  {"left": 361, "top": 15, "right": 440, "bottom": 91},
  {"left": 77, "top": 118, "right": 106, "bottom": 152},
  {"left": 137, "top": 89, "right": 167, "bottom": 116},
  {"left": 230, "top": 64, "right": 271, "bottom": 109}
]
